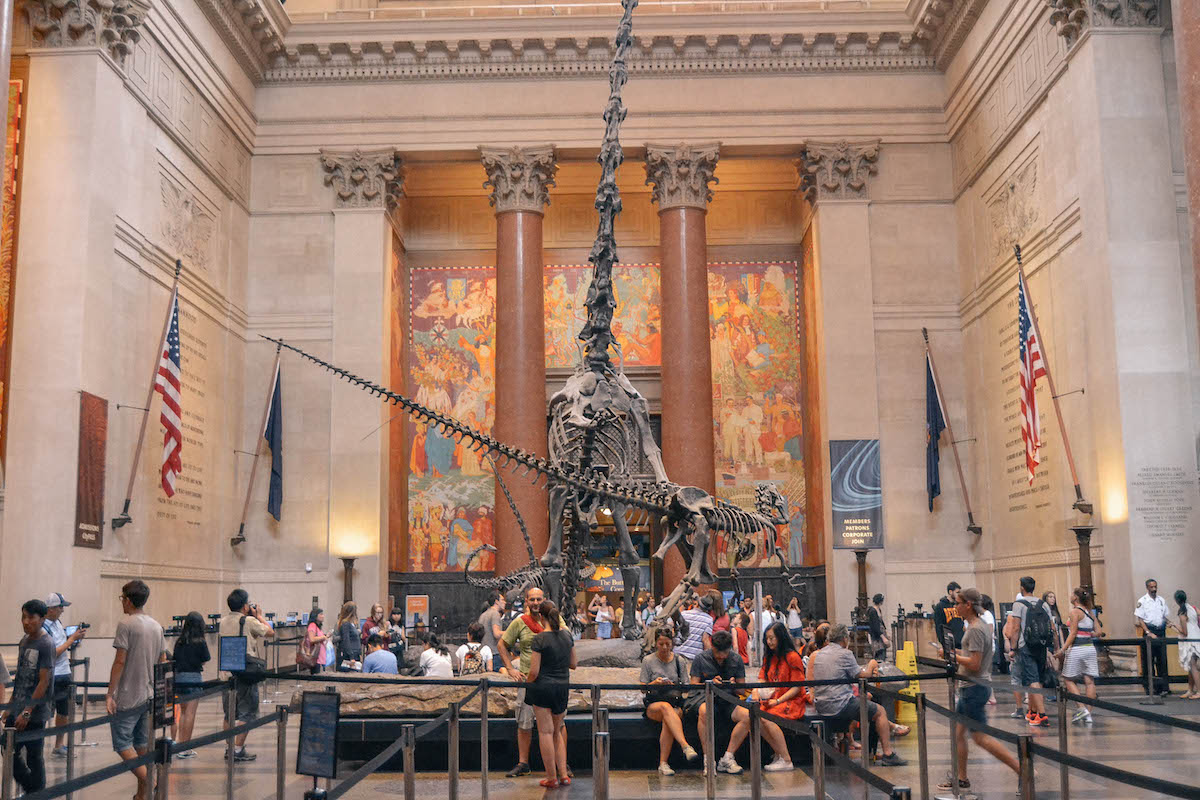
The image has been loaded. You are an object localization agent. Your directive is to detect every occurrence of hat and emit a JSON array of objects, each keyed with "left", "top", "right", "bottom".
[{"left": 46, "top": 593, "right": 71, "bottom": 608}]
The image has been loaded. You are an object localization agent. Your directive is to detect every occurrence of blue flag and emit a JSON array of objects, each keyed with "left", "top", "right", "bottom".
[
  {"left": 926, "top": 353, "right": 946, "bottom": 511},
  {"left": 265, "top": 367, "right": 283, "bottom": 521}
]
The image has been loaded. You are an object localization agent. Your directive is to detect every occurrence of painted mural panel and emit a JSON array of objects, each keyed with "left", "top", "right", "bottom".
[
  {"left": 0, "top": 80, "right": 22, "bottom": 461},
  {"left": 709, "top": 261, "right": 806, "bottom": 567},
  {"left": 406, "top": 266, "right": 496, "bottom": 572},
  {"left": 544, "top": 263, "right": 661, "bottom": 368}
]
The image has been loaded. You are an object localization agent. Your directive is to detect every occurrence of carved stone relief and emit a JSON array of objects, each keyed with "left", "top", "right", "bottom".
[
  {"left": 479, "top": 145, "right": 558, "bottom": 214},
  {"left": 160, "top": 177, "right": 216, "bottom": 272},
  {"left": 643, "top": 143, "right": 720, "bottom": 211},
  {"left": 1046, "top": 0, "right": 1161, "bottom": 48},
  {"left": 985, "top": 156, "right": 1039, "bottom": 261},
  {"left": 319, "top": 148, "right": 405, "bottom": 210},
  {"left": 20, "top": 0, "right": 149, "bottom": 65},
  {"left": 796, "top": 140, "right": 880, "bottom": 201}
]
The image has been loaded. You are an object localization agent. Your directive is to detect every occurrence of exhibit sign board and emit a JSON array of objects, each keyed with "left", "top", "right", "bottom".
[
  {"left": 405, "top": 595, "right": 429, "bottom": 630},
  {"left": 829, "top": 439, "right": 884, "bottom": 549},
  {"left": 297, "top": 690, "right": 340, "bottom": 779}
]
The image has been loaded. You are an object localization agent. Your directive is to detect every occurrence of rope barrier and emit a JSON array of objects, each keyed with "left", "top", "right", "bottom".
[
  {"left": 1058, "top": 690, "right": 1200, "bottom": 732},
  {"left": 14, "top": 701, "right": 151, "bottom": 743},
  {"left": 168, "top": 710, "right": 283, "bottom": 754},
  {"left": 1027, "top": 741, "right": 1200, "bottom": 799},
  {"left": 920, "top": 697, "right": 1023, "bottom": 745},
  {"left": 18, "top": 750, "right": 157, "bottom": 800}
]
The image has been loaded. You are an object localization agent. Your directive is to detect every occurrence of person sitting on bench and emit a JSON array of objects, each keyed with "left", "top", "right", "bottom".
[
  {"left": 808, "top": 624, "right": 907, "bottom": 766},
  {"left": 685, "top": 630, "right": 746, "bottom": 774},
  {"left": 725, "top": 621, "right": 809, "bottom": 772},
  {"left": 641, "top": 627, "right": 699, "bottom": 776}
]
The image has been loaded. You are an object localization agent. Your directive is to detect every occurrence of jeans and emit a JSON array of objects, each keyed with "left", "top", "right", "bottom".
[{"left": 10, "top": 719, "right": 46, "bottom": 792}]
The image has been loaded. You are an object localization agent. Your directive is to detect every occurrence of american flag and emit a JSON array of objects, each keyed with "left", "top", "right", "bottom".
[
  {"left": 1017, "top": 272, "right": 1046, "bottom": 485},
  {"left": 155, "top": 289, "right": 183, "bottom": 497}
]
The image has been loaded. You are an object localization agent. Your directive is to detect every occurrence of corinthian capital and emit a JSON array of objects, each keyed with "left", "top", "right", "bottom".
[
  {"left": 479, "top": 145, "right": 558, "bottom": 214},
  {"left": 320, "top": 148, "right": 404, "bottom": 209},
  {"left": 1046, "top": 0, "right": 1160, "bottom": 48},
  {"left": 643, "top": 143, "right": 720, "bottom": 211},
  {"left": 796, "top": 140, "right": 880, "bottom": 201},
  {"left": 22, "top": 0, "right": 149, "bottom": 65}
]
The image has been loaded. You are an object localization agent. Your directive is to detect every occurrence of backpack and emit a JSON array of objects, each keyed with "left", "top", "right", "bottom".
[
  {"left": 459, "top": 644, "right": 486, "bottom": 676},
  {"left": 1019, "top": 600, "right": 1055, "bottom": 652}
]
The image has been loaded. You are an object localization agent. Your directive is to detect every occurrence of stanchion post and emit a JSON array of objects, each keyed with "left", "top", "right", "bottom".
[
  {"left": 153, "top": 736, "right": 173, "bottom": 800},
  {"left": 810, "top": 721, "right": 825, "bottom": 800},
  {"left": 858, "top": 678, "right": 870, "bottom": 777},
  {"left": 479, "top": 678, "right": 489, "bottom": 800},
  {"left": 590, "top": 685, "right": 601, "bottom": 737},
  {"left": 145, "top": 709, "right": 157, "bottom": 800},
  {"left": 79, "top": 657, "right": 97, "bottom": 746},
  {"left": 1, "top": 727, "right": 14, "bottom": 800},
  {"left": 947, "top": 673, "right": 960, "bottom": 799},
  {"left": 593, "top": 731, "right": 609, "bottom": 800},
  {"left": 704, "top": 682, "right": 716, "bottom": 800},
  {"left": 1017, "top": 734, "right": 1034, "bottom": 800},
  {"left": 1056, "top": 684, "right": 1068, "bottom": 800},
  {"left": 402, "top": 724, "right": 416, "bottom": 800},
  {"left": 914, "top": 693, "right": 929, "bottom": 800},
  {"left": 1139, "top": 634, "right": 1164, "bottom": 705},
  {"left": 276, "top": 707, "right": 289, "bottom": 800},
  {"left": 891, "top": 788, "right": 912, "bottom": 800},
  {"left": 65, "top": 682, "right": 77, "bottom": 800},
  {"left": 748, "top": 697, "right": 762, "bottom": 800},
  {"left": 448, "top": 701, "right": 460, "bottom": 800},
  {"left": 225, "top": 681, "right": 236, "bottom": 800}
]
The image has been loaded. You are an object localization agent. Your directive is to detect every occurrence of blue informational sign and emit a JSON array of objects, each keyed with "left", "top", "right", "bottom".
[
  {"left": 297, "top": 690, "right": 340, "bottom": 779},
  {"left": 219, "top": 636, "right": 248, "bottom": 672},
  {"left": 829, "top": 439, "right": 885, "bottom": 549}
]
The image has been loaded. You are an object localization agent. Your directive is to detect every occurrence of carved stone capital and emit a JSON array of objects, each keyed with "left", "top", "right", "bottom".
[
  {"left": 796, "top": 139, "right": 881, "bottom": 201},
  {"left": 319, "top": 148, "right": 404, "bottom": 210},
  {"left": 479, "top": 145, "right": 558, "bottom": 214},
  {"left": 643, "top": 143, "right": 720, "bottom": 211},
  {"left": 21, "top": 0, "right": 149, "bottom": 65},
  {"left": 1046, "top": 0, "right": 1161, "bottom": 48}
]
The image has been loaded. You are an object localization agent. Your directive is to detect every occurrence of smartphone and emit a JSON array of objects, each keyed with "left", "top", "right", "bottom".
[{"left": 65, "top": 626, "right": 78, "bottom": 636}]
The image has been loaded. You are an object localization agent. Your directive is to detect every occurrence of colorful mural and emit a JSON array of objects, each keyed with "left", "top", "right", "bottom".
[
  {"left": 544, "top": 264, "right": 662, "bottom": 368},
  {"left": 708, "top": 261, "right": 806, "bottom": 568},
  {"left": 406, "top": 266, "right": 497, "bottom": 572}
]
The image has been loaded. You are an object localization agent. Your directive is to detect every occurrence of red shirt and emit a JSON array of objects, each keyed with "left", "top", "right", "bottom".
[
  {"left": 734, "top": 626, "right": 749, "bottom": 664},
  {"left": 760, "top": 650, "right": 808, "bottom": 719}
]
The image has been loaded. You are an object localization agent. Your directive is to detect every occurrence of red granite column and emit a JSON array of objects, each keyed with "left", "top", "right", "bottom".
[
  {"left": 646, "top": 143, "right": 720, "bottom": 590},
  {"left": 481, "top": 146, "right": 558, "bottom": 575},
  {"left": 1172, "top": 0, "right": 1200, "bottom": 346}
]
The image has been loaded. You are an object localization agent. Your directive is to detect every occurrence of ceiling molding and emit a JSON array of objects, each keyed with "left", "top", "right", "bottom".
[{"left": 195, "top": 0, "right": 290, "bottom": 82}]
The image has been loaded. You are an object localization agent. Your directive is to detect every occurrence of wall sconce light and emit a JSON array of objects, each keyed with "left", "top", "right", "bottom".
[{"left": 341, "top": 556, "right": 357, "bottom": 604}]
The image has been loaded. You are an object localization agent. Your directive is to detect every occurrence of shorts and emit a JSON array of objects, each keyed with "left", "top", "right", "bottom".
[
  {"left": 1015, "top": 648, "right": 1049, "bottom": 687},
  {"left": 830, "top": 697, "right": 881, "bottom": 721},
  {"left": 956, "top": 683, "right": 990, "bottom": 725},
  {"left": 222, "top": 679, "right": 260, "bottom": 723},
  {"left": 525, "top": 683, "right": 569, "bottom": 716},
  {"left": 514, "top": 688, "right": 535, "bottom": 730},
  {"left": 52, "top": 678, "right": 71, "bottom": 717},
  {"left": 110, "top": 709, "right": 150, "bottom": 753},
  {"left": 1061, "top": 646, "right": 1099, "bottom": 680}
]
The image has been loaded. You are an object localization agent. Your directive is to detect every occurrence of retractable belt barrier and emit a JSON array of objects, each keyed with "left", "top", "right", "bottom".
[
  {"left": 168, "top": 710, "right": 282, "bottom": 755},
  {"left": 18, "top": 750, "right": 157, "bottom": 800}
]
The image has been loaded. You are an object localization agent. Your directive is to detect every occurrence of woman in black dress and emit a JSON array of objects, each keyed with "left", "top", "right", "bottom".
[
  {"left": 171, "top": 612, "right": 210, "bottom": 758},
  {"left": 525, "top": 600, "right": 577, "bottom": 788}
]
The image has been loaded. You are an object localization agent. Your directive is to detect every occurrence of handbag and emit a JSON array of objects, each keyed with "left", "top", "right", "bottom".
[
  {"left": 644, "top": 655, "right": 687, "bottom": 707},
  {"left": 233, "top": 616, "right": 269, "bottom": 683},
  {"left": 296, "top": 627, "right": 320, "bottom": 669}
]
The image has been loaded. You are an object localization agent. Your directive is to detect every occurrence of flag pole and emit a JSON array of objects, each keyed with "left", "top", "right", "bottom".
[
  {"left": 1014, "top": 244, "right": 1091, "bottom": 514},
  {"left": 231, "top": 342, "right": 282, "bottom": 547},
  {"left": 923, "top": 328, "right": 982, "bottom": 535},
  {"left": 112, "top": 260, "right": 182, "bottom": 530}
]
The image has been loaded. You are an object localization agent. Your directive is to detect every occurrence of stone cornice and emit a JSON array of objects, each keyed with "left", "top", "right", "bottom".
[
  {"left": 796, "top": 139, "right": 881, "bottom": 201},
  {"left": 319, "top": 148, "right": 404, "bottom": 210},
  {"left": 1046, "top": 0, "right": 1161, "bottom": 48},
  {"left": 19, "top": 0, "right": 149, "bottom": 65},
  {"left": 909, "top": 0, "right": 990, "bottom": 68},
  {"left": 194, "top": 0, "right": 289, "bottom": 82},
  {"left": 644, "top": 143, "right": 720, "bottom": 211},
  {"left": 479, "top": 145, "right": 558, "bottom": 214}
]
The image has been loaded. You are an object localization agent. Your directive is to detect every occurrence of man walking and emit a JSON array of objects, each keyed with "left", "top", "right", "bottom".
[
  {"left": 3, "top": 600, "right": 55, "bottom": 794},
  {"left": 808, "top": 625, "right": 907, "bottom": 766},
  {"left": 1004, "top": 576, "right": 1053, "bottom": 726},
  {"left": 478, "top": 591, "right": 506, "bottom": 672},
  {"left": 219, "top": 589, "right": 274, "bottom": 762},
  {"left": 933, "top": 582, "right": 964, "bottom": 650},
  {"left": 43, "top": 592, "right": 86, "bottom": 757},
  {"left": 107, "top": 581, "right": 166, "bottom": 800},
  {"left": 1135, "top": 578, "right": 1175, "bottom": 696},
  {"left": 936, "top": 588, "right": 1020, "bottom": 794}
]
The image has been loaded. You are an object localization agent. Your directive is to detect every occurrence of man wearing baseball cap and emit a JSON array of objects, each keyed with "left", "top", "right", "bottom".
[{"left": 43, "top": 593, "right": 86, "bottom": 757}]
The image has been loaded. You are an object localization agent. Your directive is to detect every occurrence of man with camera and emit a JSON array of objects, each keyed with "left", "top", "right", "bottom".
[
  {"left": 219, "top": 589, "right": 274, "bottom": 762},
  {"left": 43, "top": 592, "right": 86, "bottom": 757}
]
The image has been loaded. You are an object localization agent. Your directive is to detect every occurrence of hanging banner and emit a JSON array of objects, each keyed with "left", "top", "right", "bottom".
[
  {"left": 830, "top": 439, "right": 884, "bottom": 549},
  {"left": 74, "top": 391, "right": 107, "bottom": 548}
]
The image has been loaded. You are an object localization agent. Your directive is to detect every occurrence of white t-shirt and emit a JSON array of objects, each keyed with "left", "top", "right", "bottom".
[
  {"left": 419, "top": 648, "right": 454, "bottom": 678},
  {"left": 1135, "top": 593, "right": 1170, "bottom": 629},
  {"left": 980, "top": 609, "right": 995, "bottom": 633},
  {"left": 455, "top": 643, "right": 493, "bottom": 668}
]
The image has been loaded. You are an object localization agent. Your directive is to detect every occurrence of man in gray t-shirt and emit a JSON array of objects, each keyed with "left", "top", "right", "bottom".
[
  {"left": 478, "top": 592, "right": 505, "bottom": 672},
  {"left": 107, "top": 580, "right": 166, "bottom": 800},
  {"left": 960, "top": 616, "right": 993, "bottom": 680}
]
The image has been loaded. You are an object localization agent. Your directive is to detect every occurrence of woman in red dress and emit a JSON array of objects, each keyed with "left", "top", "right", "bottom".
[{"left": 725, "top": 621, "right": 809, "bottom": 772}]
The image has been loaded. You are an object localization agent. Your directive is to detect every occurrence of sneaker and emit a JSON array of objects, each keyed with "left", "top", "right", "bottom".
[
  {"left": 176, "top": 750, "right": 197, "bottom": 759},
  {"left": 764, "top": 756, "right": 793, "bottom": 772},
  {"left": 233, "top": 750, "right": 257, "bottom": 762},
  {"left": 658, "top": 762, "right": 676, "bottom": 776},
  {"left": 716, "top": 754, "right": 743, "bottom": 774},
  {"left": 1009, "top": 708, "right": 1026, "bottom": 718},
  {"left": 1027, "top": 714, "right": 1049, "bottom": 727},
  {"left": 682, "top": 745, "right": 700, "bottom": 762},
  {"left": 877, "top": 751, "right": 908, "bottom": 767},
  {"left": 505, "top": 762, "right": 531, "bottom": 778},
  {"left": 1070, "top": 708, "right": 1089, "bottom": 723},
  {"left": 936, "top": 775, "right": 970, "bottom": 791},
  {"left": 51, "top": 746, "right": 68, "bottom": 758}
]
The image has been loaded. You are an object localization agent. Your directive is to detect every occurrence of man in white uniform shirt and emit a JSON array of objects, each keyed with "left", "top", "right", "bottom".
[{"left": 1135, "top": 578, "right": 1177, "bottom": 696}]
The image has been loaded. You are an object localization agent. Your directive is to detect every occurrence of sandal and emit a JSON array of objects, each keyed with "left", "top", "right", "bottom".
[
  {"left": 560, "top": 777, "right": 572, "bottom": 786},
  {"left": 891, "top": 724, "right": 911, "bottom": 737},
  {"left": 539, "top": 778, "right": 560, "bottom": 788}
]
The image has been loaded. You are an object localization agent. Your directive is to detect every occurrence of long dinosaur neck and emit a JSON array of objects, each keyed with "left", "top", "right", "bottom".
[{"left": 578, "top": 0, "right": 637, "bottom": 376}]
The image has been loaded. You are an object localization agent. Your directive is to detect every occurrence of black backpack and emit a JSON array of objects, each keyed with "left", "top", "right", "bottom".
[{"left": 1019, "top": 600, "right": 1055, "bottom": 652}]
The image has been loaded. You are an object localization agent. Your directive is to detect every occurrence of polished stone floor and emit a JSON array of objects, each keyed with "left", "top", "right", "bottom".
[{"left": 30, "top": 679, "right": 1200, "bottom": 799}]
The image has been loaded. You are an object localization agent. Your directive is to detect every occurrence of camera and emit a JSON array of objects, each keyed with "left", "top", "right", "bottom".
[{"left": 78, "top": 622, "right": 91, "bottom": 630}]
